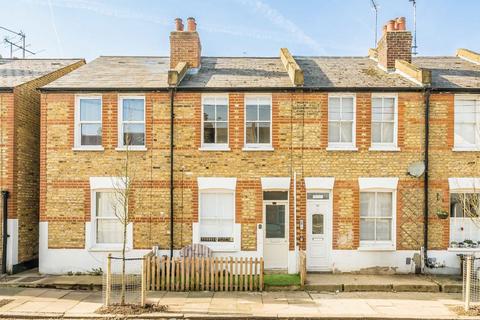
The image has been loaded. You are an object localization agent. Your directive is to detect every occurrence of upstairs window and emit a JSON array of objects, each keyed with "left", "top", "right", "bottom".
[
  {"left": 245, "top": 95, "right": 272, "bottom": 149},
  {"left": 119, "top": 96, "right": 145, "bottom": 148},
  {"left": 75, "top": 96, "right": 102, "bottom": 149},
  {"left": 454, "top": 95, "right": 480, "bottom": 150},
  {"left": 328, "top": 95, "right": 356, "bottom": 150},
  {"left": 202, "top": 95, "right": 229, "bottom": 149},
  {"left": 371, "top": 95, "right": 398, "bottom": 150}
]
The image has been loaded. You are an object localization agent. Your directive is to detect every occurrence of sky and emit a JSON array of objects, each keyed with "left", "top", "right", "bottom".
[{"left": 0, "top": 0, "right": 479, "bottom": 61}]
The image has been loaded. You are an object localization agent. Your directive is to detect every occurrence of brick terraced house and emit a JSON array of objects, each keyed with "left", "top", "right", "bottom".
[
  {"left": 0, "top": 58, "right": 85, "bottom": 273},
  {"left": 39, "top": 17, "right": 480, "bottom": 275}
]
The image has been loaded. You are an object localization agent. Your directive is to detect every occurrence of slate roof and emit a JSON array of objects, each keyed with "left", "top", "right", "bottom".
[
  {"left": 44, "top": 56, "right": 170, "bottom": 90},
  {"left": 42, "top": 55, "right": 480, "bottom": 90},
  {"left": 413, "top": 56, "right": 480, "bottom": 89},
  {"left": 0, "top": 58, "right": 83, "bottom": 89}
]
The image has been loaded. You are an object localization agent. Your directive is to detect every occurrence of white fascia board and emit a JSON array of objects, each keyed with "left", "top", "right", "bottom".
[
  {"left": 197, "top": 177, "right": 237, "bottom": 190},
  {"left": 89, "top": 177, "right": 127, "bottom": 190},
  {"left": 261, "top": 177, "right": 291, "bottom": 190},
  {"left": 304, "top": 177, "right": 335, "bottom": 190},
  {"left": 359, "top": 177, "right": 399, "bottom": 191},
  {"left": 448, "top": 177, "right": 480, "bottom": 192}
]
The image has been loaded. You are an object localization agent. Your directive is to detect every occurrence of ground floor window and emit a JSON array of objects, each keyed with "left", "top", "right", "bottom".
[
  {"left": 199, "top": 191, "right": 235, "bottom": 243},
  {"left": 449, "top": 193, "right": 480, "bottom": 248},
  {"left": 360, "top": 191, "right": 394, "bottom": 247},
  {"left": 95, "top": 191, "right": 124, "bottom": 245}
]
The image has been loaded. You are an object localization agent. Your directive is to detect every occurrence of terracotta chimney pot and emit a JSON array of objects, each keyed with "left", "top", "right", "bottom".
[
  {"left": 386, "top": 20, "right": 396, "bottom": 32},
  {"left": 396, "top": 17, "right": 406, "bottom": 31},
  {"left": 175, "top": 18, "right": 184, "bottom": 31},
  {"left": 187, "top": 17, "right": 197, "bottom": 32}
]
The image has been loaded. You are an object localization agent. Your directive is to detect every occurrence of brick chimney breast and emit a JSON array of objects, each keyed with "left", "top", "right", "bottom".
[
  {"left": 170, "top": 17, "right": 201, "bottom": 69},
  {"left": 376, "top": 17, "right": 412, "bottom": 71}
]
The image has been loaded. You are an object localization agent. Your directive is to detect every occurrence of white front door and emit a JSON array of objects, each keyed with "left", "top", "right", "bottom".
[
  {"left": 263, "top": 201, "right": 289, "bottom": 269},
  {"left": 306, "top": 192, "right": 332, "bottom": 271}
]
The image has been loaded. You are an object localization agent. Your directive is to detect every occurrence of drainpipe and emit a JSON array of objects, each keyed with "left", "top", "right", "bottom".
[
  {"left": 293, "top": 172, "right": 297, "bottom": 254},
  {"left": 1, "top": 190, "right": 9, "bottom": 274},
  {"left": 423, "top": 88, "right": 434, "bottom": 269},
  {"left": 169, "top": 88, "right": 176, "bottom": 258}
]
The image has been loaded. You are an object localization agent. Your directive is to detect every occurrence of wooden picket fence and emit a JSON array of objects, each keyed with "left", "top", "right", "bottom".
[
  {"left": 144, "top": 253, "right": 264, "bottom": 292},
  {"left": 299, "top": 250, "right": 307, "bottom": 287}
]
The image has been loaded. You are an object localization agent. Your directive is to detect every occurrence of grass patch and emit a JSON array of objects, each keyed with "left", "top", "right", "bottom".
[{"left": 264, "top": 274, "right": 300, "bottom": 286}]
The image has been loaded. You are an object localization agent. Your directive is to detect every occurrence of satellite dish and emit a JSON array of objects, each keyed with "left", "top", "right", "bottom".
[{"left": 407, "top": 161, "right": 425, "bottom": 177}]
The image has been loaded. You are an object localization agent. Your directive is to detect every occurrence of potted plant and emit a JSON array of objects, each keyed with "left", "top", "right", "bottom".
[
  {"left": 436, "top": 209, "right": 449, "bottom": 219},
  {"left": 464, "top": 239, "right": 474, "bottom": 248},
  {"left": 450, "top": 241, "right": 459, "bottom": 248}
]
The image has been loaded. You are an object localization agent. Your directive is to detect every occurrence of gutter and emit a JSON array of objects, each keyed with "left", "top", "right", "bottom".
[
  {"left": 0, "top": 88, "right": 13, "bottom": 93},
  {"left": 1, "top": 190, "right": 9, "bottom": 274},
  {"left": 169, "top": 87, "right": 176, "bottom": 258}
]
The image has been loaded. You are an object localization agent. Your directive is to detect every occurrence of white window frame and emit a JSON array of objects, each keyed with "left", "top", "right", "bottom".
[
  {"left": 358, "top": 177, "right": 397, "bottom": 251},
  {"left": 73, "top": 95, "right": 103, "bottom": 151},
  {"left": 200, "top": 94, "right": 230, "bottom": 151},
  {"left": 117, "top": 95, "right": 146, "bottom": 151},
  {"left": 327, "top": 93, "right": 357, "bottom": 151},
  {"left": 243, "top": 94, "right": 274, "bottom": 151},
  {"left": 88, "top": 177, "right": 132, "bottom": 251},
  {"left": 370, "top": 93, "right": 399, "bottom": 151},
  {"left": 453, "top": 94, "right": 480, "bottom": 151}
]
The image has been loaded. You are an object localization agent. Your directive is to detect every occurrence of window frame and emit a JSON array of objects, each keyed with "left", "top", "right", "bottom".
[
  {"left": 370, "top": 93, "right": 399, "bottom": 151},
  {"left": 197, "top": 188, "right": 238, "bottom": 251},
  {"left": 117, "top": 95, "right": 146, "bottom": 151},
  {"left": 449, "top": 190, "right": 480, "bottom": 250},
  {"left": 453, "top": 94, "right": 480, "bottom": 151},
  {"left": 200, "top": 94, "right": 230, "bottom": 151},
  {"left": 92, "top": 190, "right": 124, "bottom": 247},
  {"left": 243, "top": 94, "right": 273, "bottom": 151},
  {"left": 74, "top": 95, "right": 103, "bottom": 151},
  {"left": 327, "top": 93, "right": 357, "bottom": 151}
]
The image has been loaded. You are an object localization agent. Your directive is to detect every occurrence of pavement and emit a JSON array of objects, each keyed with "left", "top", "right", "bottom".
[{"left": 0, "top": 287, "right": 475, "bottom": 319}]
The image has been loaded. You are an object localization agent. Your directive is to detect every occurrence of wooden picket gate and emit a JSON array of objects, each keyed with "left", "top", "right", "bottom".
[{"left": 143, "top": 253, "right": 264, "bottom": 292}]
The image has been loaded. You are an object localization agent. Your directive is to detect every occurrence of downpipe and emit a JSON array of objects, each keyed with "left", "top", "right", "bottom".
[
  {"left": 1, "top": 190, "right": 9, "bottom": 274},
  {"left": 169, "top": 88, "right": 176, "bottom": 258}
]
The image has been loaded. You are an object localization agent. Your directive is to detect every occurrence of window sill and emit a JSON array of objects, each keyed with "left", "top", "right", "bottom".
[
  {"left": 88, "top": 246, "right": 131, "bottom": 252},
  {"left": 242, "top": 146, "right": 274, "bottom": 152},
  {"left": 115, "top": 146, "right": 147, "bottom": 152},
  {"left": 198, "top": 243, "right": 238, "bottom": 252},
  {"left": 357, "top": 246, "right": 396, "bottom": 252},
  {"left": 369, "top": 146, "right": 400, "bottom": 152},
  {"left": 72, "top": 146, "right": 104, "bottom": 152},
  {"left": 447, "top": 247, "right": 480, "bottom": 253},
  {"left": 452, "top": 147, "right": 480, "bottom": 152},
  {"left": 326, "top": 146, "right": 358, "bottom": 152},
  {"left": 199, "top": 146, "right": 231, "bottom": 152}
]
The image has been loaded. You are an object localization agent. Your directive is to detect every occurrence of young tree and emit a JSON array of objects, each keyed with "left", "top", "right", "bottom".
[{"left": 112, "top": 136, "right": 135, "bottom": 306}]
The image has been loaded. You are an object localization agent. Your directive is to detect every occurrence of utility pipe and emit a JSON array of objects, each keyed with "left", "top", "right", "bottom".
[
  {"left": 1, "top": 190, "right": 9, "bottom": 274},
  {"left": 169, "top": 88, "right": 176, "bottom": 258},
  {"left": 423, "top": 88, "right": 433, "bottom": 269}
]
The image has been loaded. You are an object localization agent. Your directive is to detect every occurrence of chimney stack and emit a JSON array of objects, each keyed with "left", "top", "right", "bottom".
[
  {"left": 376, "top": 17, "right": 412, "bottom": 71},
  {"left": 170, "top": 17, "right": 201, "bottom": 69}
]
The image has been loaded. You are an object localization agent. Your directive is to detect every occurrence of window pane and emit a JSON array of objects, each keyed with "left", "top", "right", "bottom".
[
  {"left": 200, "top": 192, "right": 234, "bottom": 239},
  {"left": 246, "top": 105, "right": 258, "bottom": 121},
  {"left": 97, "top": 219, "right": 123, "bottom": 244},
  {"left": 360, "top": 219, "right": 375, "bottom": 240},
  {"left": 376, "top": 218, "right": 392, "bottom": 240},
  {"left": 342, "top": 98, "right": 354, "bottom": 120},
  {"left": 216, "top": 105, "right": 228, "bottom": 121},
  {"left": 360, "top": 193, "right": 375, "bottom": 217},
  {"left": 123, "top": 124, "right": 145, "bottom": 145},
  {"left": 328, "top": 122, "right": 340, "bottom": 143},
  {"left": 203, "top": 122, "right": 215, "bottom": 143},
  {"left": 382, "top": 122, "right": 394, "bottom": 143},
  {"left": 456, "top": 124, "right": 475, "bottom": 145},
  {"left": 200, "top": 193, "right": 217, "bottom": 220},
  {"left": 258, "top": 122, "right": 270, "bottom": 143},
  {"left": 383, "top": 98, "right": 395, "bottom": 121},
  {"left": 216, "top": 122, "right": 228, "bottom": 143},
  {"left": 456, "top": 101, "right": 475, "bottom": 122},
  {"left": 263, "top": 191, "right": 288, "bottom": 201},
  {"left": 312, "top": 213, "right": 324, "bottom": 235},
  {"left": 340, "top": 122, "right": 353, "bottom": 143},
  {"left": 80, "top": 99, "right": 101, "bottom": 121},
  {"left": 81, "top": 124, "right": 102, "bottom": 146},
  {"left": 204, "top": 104, "right": 215, "bottom": 121},
  {"left": 328, "top": 98, "right": 341, "bottom": 120},
  {"left": 259, "top": 105, "right": 270, "bottom": 121},
  {"left": 97, "top": 192, "right": 122, "bottom": 218},
  {"left": 372, "top": 123, "right": 381, "bottom": 143},
  {"left": 246, "top": 122, "right": 257, "bottom": 144},
  {"left": 122, "top": 99, "right": 144, "bottom": 121},
  {"left": 376, "top": 193, "right": 392, "bottom": 217},
  {"left": 266, "top": 205, "right": 285, "bottom": 238},
  {"left": 372, "top": 98, "right": 382, "bottom": 121}
]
